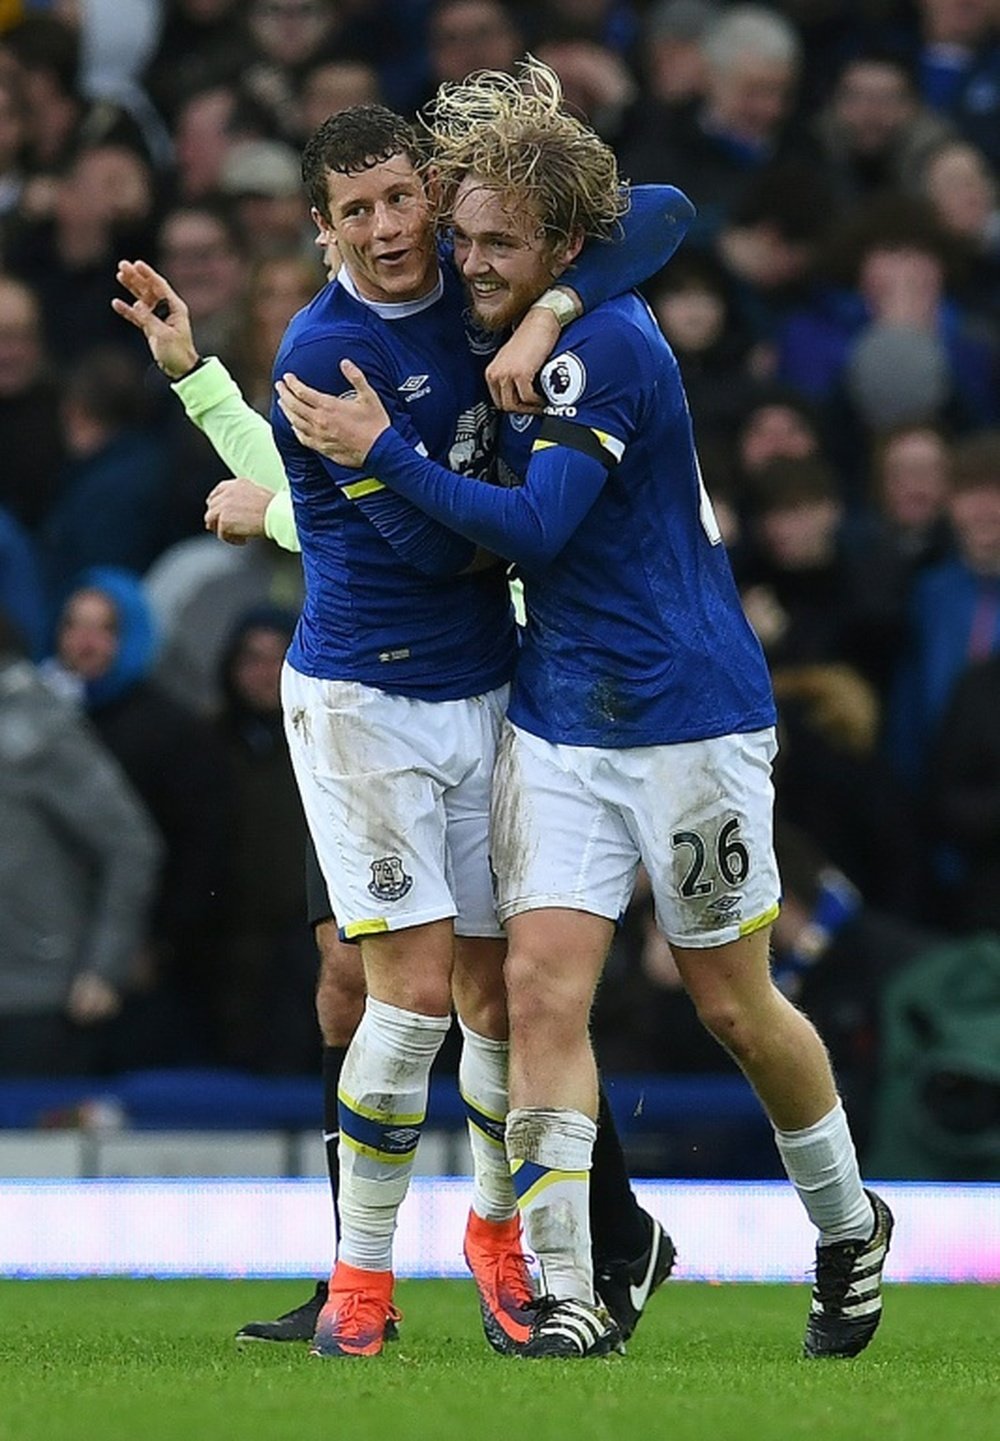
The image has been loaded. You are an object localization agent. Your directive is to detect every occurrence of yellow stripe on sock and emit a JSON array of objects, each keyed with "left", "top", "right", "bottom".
[
  {"left": 466, "top": 1119, "right": 507, "bottom": 1150},
  {"left": 339, "top": 1133, "right": 417, "bottom": 1164},
  {"left": 338, "top": 1087, "right": 425, "bottom": 1128},
  {"left": 515, "top": 1167, "right": 588, "bottom": 1209}
]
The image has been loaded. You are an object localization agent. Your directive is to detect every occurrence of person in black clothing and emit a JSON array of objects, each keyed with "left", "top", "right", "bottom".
[{"left": 929, "top": 655, "right": 1000, "bottom": 934}]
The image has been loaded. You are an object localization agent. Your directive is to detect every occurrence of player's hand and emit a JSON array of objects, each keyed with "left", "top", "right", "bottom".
[
  {"left": 486, "top": 305, "right": 558, "bottom": 412},
  {"left": 276, "top": 360, "right": 390, "bottom": 467},
  {"left": 66, "top": 971, "right": 122, "bottom": 1025},
  {"left": 205, "top": 477, "right": 273, "bottom": 545},
  {"left": 112, "top": 259, "right": 200, "bottom": 378}
]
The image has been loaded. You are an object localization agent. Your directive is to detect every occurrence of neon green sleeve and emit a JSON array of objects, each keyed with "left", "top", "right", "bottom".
[
  {"left": 171, "top": 356, "right": 301, "bottom": 554},
  {"left": 262, "top": 488, "right": 299, "bottom": 552}
]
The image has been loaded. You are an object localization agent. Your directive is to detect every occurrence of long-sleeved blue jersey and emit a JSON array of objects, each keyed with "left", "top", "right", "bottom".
[
  {"left": 274, "top": 188, "right": 697, "bottom": 704},
  {"left": 364, "top": 291, "right": 777, "bottom": 746}
]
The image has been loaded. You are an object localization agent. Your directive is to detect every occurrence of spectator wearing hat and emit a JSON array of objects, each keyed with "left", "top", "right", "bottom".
[{"left": 219, "top": 136, "right": 311, "bottom": 261}]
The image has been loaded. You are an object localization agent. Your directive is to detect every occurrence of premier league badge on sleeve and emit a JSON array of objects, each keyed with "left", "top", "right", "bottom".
[{"left": 540, "top": 352, "right": 587, "bottom": 409}]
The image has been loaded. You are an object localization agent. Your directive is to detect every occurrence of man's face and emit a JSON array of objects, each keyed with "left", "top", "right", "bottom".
[
  {"left": 231, "top": 626, "right": 287, "bottom": 713},
  {"left": 158, "top": 212, "right": 247, "bottom": 319},
  {"left": 322, "top": 154, "right": 436, "bottom": 304},
  {"left": 833, "top": 62, "right": 914, "bottom": 156},
  {"left": 429, "top": 0, "right": 520, "bottom": 85},
  {"left": 708, "top": 55, "right": 794, "bottom": 145},
  {"left": 949, "top": 482, "right": 1000, "bottom": 575},
  {"left": 879, "top": 429, "right": 948, "bottom": 529},
  {"left": 250, "top": 0, "right": 335, "bottom": 68},
  {"left": 0, "top": 283, "right": 42, "bottom": 398},
  {"left": 451, "top": 176, "right": 571, "bottom": 332},
  {"left": 58, "top": 590, "right": 118, "bottom": 681},
  {"left": 741, "top": 404, "right": 817, "bottom": 473},
  {"left": 757, "top": 498, "right": 841, "bottom": 569}
]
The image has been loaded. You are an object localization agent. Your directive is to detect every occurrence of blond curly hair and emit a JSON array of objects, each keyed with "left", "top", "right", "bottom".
[{"left": 420, "top": 56, "right": 628, "bottom": 248}]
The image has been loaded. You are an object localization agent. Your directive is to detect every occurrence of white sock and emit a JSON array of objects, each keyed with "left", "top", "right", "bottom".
[
  {"left": 774, "top": 1100, "right": 874, "bottom": 1244},
  {"left": 337, "top": 996, "right": 451, "bottom": 1271},
  {"left": 506, "top": 1107, "right": 597, "bottom": 1303},
  {"left": 458, "top": 1019, "right": 517, "bottom": 1223}
]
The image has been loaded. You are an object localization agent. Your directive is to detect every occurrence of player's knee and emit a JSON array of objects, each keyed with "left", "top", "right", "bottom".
[
  {"left": 504, "top": 948, "right": 586, "bottom": 1042},
  {"left": 315, "top": 928, "right": 366, "bottom": 1044},
  {"left": 315, "top": 984, "right": 364, "bottom": 1046},
  {"left": 694, "top": 995, "right": 760, "bottom": 1064}
]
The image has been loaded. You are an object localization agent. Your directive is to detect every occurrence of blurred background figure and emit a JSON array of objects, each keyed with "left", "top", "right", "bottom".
[
  {"left": 155, "top": 202, "right": 249, "bottom": 374},
  {"left": 887, "top": 428, "right": 1000, "bottom": 802},
  {"left": 230, "top": 250, "right": 325, "bottom": 413},
  {"left": 212, "top": 604, "right": 320, "bottom": 1073},
  {"left": 417, "top": 0, "right": 524, "bottom": 109},
  {"left": 0, "top": 273, "right": 64, "bottom": 537},
  {"left": 4, "top": 140, "right": 158, "bottom": 362},
  {"left": 0, "top": 606, "right": 162, "bottom": 1077},
  {"left": 41, "top": 567, "right": 228, "bottom": 1062},
  {"left": 218, "top": 137, "right": 311, "bottom": 262},
  {"left": 40, "top": 346, "right": 173, "bottom": 603},
  {"left": 813, "top": 48, "right": 954, "bottom": 210},
  {"left": 929, "top": 653, "right": 1000, "bottom": 936},
  {"left": 169, "top": 80, "right": 273, "bottom": 205},
  {"left": 918, "top": 137, "right": 1000, "bottom": 329},
  {"left": 621, "top": 4, "right": 808, "bottom": 242},
  {"left": 294, "top": 57, "right": 382, "bottom": 141}
]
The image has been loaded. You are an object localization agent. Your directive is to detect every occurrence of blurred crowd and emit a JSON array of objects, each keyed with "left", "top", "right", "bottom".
[{"left": 0, "top": 0, "right": 998, "bottom": 1169}]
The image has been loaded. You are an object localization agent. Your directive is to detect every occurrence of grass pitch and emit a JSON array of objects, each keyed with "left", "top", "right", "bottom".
[{"left": 1, "top": 1280, "right": 997, "bottom": 1441}]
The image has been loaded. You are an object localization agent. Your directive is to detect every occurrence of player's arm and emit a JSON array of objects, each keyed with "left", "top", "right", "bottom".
[
  {"left": 564, "top": 184, "right": 695, "bottom": 312},
  {"left": 485, "top": 185, "right": 695, "bottom": 410},
  {"left": 272, "top": 338, "right": 477, "bottom": 577},
  {"left": 113, "top": 259, "right": 299, "bottom": 551},
  {"left": 278, "top": 328, "right": 642, "bottom": 570}
]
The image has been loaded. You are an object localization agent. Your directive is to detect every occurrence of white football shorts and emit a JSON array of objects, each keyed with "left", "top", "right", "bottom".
[
  {"left": 491, "top": 721, "right": 781, "bottom": 947},
  {"left": 282, "top": 663, "right": 507, "bottom": 941}
]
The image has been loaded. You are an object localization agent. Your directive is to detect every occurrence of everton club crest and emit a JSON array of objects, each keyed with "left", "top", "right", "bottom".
[{"left": 368, "top": 855, "right": 413, "bottom": 901}]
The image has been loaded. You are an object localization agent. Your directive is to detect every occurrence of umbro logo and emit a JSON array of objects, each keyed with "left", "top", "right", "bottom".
[{"left": 398, "top": 374, "right": 431, "bottom": 402}]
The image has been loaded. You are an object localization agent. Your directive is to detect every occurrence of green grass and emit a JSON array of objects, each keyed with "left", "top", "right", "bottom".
[{"left": 1, "top": 1280, "right": 997, "bottom": 1441}]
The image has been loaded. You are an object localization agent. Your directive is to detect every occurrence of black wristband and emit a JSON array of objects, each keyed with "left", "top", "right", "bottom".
[{"left": 168, "top": 356, "right": 205, "bottom": 382}]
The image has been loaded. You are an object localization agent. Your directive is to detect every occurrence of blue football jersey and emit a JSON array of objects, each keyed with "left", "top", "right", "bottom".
[
  {"left": 274, "top": 260, "right": 516, "bottom": 701},
  {"left": 502, "top": 293, "right": 776, "bottom": 744},
  {"left": 363, "top": 291, "right": 776, "bottom": 746}
]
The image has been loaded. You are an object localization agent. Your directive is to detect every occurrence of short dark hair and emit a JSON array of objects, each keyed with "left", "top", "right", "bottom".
[
  {"left": 749, "top": 456, "right": 841, "bottom": 514},
  {"left": 301, "top": 105, "right": 425, "bottom": 219},
  {"left": 833, "top": 46, "right": 919, "bottom": 99},
  {"left": 731, "top": 163, "right": 835, "bottom": 245}
]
